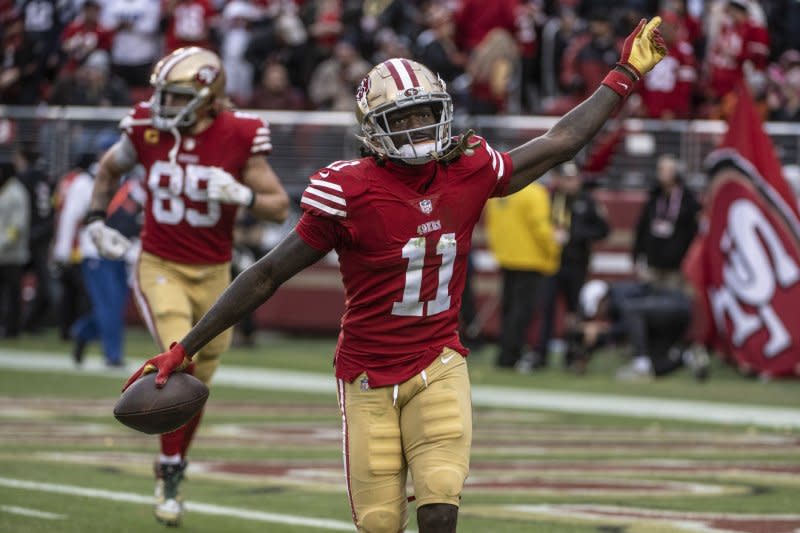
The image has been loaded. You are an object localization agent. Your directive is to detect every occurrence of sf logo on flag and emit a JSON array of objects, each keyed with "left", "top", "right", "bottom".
[{"left": 704, "top": 163, "right": 800, "bottom": 376}]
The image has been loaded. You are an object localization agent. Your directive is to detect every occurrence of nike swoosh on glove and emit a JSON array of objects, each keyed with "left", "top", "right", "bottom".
[
  {"left": 122, "top": 342, "right": 191, "bottom": 391},
  {"left": 207, "top": 167, "right": 255, "bottom": 207},
  {"left": 618, "top": 16, "right": 668, "bottom": 80},
  {"left": 86, "top": 220, "right": 132, "bottom": 260}
]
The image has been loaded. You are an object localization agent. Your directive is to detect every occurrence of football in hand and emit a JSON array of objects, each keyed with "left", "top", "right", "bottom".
[{"left": 113, "top": 372, "right": 209, "bottom": 434}]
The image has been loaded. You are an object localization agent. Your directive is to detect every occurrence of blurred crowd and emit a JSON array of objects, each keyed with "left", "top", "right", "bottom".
[{"left": 2, "top": 0, "right": 800, "bottom": 120}]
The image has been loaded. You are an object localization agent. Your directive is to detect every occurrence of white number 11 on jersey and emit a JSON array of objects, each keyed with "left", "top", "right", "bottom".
[{"left": 392, "top": 233, "right": 457, "bottom": 317}]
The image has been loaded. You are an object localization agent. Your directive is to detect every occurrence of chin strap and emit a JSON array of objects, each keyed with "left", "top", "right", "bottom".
[{"left": 431, "top": 129, "right": 481, "bottom": 164}]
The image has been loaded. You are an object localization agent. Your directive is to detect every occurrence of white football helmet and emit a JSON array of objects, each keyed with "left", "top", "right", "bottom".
[
  {"left": 150, "top": 47, "right": 226, "bottom": 131},
  {"left": 356, "top": 58, "right": 453, "bottom": 165}
]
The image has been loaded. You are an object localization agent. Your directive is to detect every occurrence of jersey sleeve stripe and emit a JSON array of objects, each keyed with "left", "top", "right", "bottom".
[
  {"left": 256, "top": 127, "right": 270, "bottom": 134},
  {"left": 253, "top": 135, "right": 271, "bottom": 143},
  {"left": 301, "top": 197, "right": 346, "bottom": 217},
  {"left": 305, "top": 186, "right": 347, "bottom": 206},
  {"left": 487, "top": 145, "right": 506, "bottom": 179},
  {"left": 310, "top": 178, "right": 344, "bottom": 192}
]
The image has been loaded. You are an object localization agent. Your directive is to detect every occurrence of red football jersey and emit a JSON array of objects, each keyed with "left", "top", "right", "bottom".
[
  {"left": 120, "top": 102, "right": 272, "bottom": 264},
  {"left": 639, "top": 40, "right": 696, "bottom": 119},
  {"left": 295, "top": 137, "right": 513, "bottom": 387}
]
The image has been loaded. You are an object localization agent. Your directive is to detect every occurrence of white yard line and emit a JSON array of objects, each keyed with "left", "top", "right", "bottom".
[
  {"left": 0, "top": 504, "right": 65, "bottom": 520},
  {"left": 0, "top": 477, "right": 356, "bottom": 531},
  {"left": 1, "top": 350, "right": 800, "bottom": 429}
]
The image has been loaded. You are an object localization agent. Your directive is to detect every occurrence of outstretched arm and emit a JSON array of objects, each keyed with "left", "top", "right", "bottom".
[
  {"left": 506, "top": 17, "right": 666, "bottom": 194},
  {"left": 123, "top": 230, "right": 327, "bottom": 389},
  {"left": 179, "top": 231, "right": 325, "bottom": 354}
]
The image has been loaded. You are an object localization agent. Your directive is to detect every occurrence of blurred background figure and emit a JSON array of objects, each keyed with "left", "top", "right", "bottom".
[
  {"left": 52, "top": 133, "right": 134, "bottom": 367},
  {"left": 0, "top": 10, "right": 40, "bottom": 104},
  {"left": 766, "top": 49, "right": 800, "bottom": 121},
  {"left": 220, "top": 0, "right": 262, "bottom": 107},
  {"left": 15, "top": 145, "right": 55, "bottom": 334},
  {"left": 50, "top": 49, "right": 131, "bottom": 107},
  {"left": 60, "top": 0, "right": 114, "bottom": 75},
  {"left": 635, "top": 9, "right": 697, "bottom": 119},
  {"left": 52, "top": 151, "right": 94, "bottom": 341},
  {"left": 0, "top": 162, "right": 30, "bottom": 339},
  {"left": 249, "top": 60, "right": 307, "bottom": 110},
  {"left": 485, "top": 181, "right": 561, "bottom": 371},
  {"left": 161, "top": 0, "right": 216, "bottom": 54},
  {"left": 308, "top": 38, "right": 370, "bottom": 111},
  {"left": 532, "top": 162, "right": 609, "bottom": 372},
  {"left": 633, "top": 154, "right": 700, "bottom": 291},
  {"left": 568, "top": 279, "right": 709, "bottom": 381},
  {"left": 101, "top": 0, "right": 161, "bottom": 89}
]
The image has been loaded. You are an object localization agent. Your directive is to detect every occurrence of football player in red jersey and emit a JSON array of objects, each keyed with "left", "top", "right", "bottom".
[
  {"left": 87, "top": 47, "right": 289, "bottom": 526},
  {"left": 123, "top": 19, "right": 666, "bottom": 533}
]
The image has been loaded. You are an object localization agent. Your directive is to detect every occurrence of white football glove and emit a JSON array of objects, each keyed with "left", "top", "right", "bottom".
[
  {"left": 86, "top": 220, "right": 131, "bottom": 260},
  {"left": 207, "top": 167, "right": 255, "bottom": 207}
]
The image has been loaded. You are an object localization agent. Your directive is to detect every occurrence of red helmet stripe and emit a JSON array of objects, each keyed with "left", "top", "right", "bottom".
[
  {"left": 384, "top": 59, "right": 407, "bottom": 89},
  {"left": 400, "top": 59, "right": 420, "bottom": 86}
]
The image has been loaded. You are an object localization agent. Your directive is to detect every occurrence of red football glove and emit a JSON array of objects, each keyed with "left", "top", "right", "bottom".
[{"left": 122, "top": 342, "right": 191, "bottom": 391}]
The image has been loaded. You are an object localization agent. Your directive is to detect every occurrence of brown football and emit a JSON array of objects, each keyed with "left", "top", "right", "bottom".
[{"left": 113, "top": 372, "right": 209, "bottom": 434}]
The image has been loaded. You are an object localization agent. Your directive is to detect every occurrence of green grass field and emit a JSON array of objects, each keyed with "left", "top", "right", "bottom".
[{"left": 1, "top": 328, "right": 798, "bottom": 533}]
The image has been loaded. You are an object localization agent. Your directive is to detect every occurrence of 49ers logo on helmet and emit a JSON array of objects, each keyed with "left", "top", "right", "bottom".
[
  {"left": 195, "top": 65, "right": 219, "bottom": 86},
  {"left": 703, "top": 160, "right": 800, "bottom": 377},
  {"left": 356, "top": 76, "right": 371, "bottom": 102}
]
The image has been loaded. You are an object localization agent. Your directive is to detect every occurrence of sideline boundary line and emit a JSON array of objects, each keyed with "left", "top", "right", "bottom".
[{"left": 1, "top": 350, "right": 799, "bottom": 428}]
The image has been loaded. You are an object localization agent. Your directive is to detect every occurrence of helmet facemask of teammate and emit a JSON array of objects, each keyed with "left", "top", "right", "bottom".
[
  {"left": 356, "top": 58, "right": 453, "bottom": 165},
  {"left": 150, "top": 47, "right": 226, "bottom": 131}
]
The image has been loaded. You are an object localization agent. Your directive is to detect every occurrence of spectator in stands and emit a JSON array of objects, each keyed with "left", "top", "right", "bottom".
[
  {"left": 486, "top": 182, "right": 561, "bottom": 371},
  {"left": 15, "top": 146, "right": 54, "bottom": 334},
  {"left": 50, "top": 50, "right": 131, "bottom": 107},
  {"left": 701, "top": 0, "right": 769, "bottom": 118},
  {"left": 0, "top": 10, "right": 41, "bottom": 104},
  {"left": 0, "top": 162, "right": 30, "bottom": 339},
  {"left": 532, "top": 162, "right": 609, "bottom": 371},
  {"left": 414, "top": 3, "right": 466, "bottom": 86},
  {"left": 549, "top": 9, "right": 620, "bottom": 115},
  {"left": 161, "top": 0, "right": 217, "bottom": 53},
  {"left": 538, "top": 5, "right": 584, "bottom": 105},
  {"left": 102, "top": 0, "right": 161, "bottom": 88},
  {"left": 633, "top": 154, "right": 700, "bottom": 291},
  {"left": 766, "top": 49, "right": 800, "bottom": 121},
  {"left": 308, "top": 38, "right": 370, "bottom": 111},
  {"left": 52, "top": 152, "right": 93, "bottom": 342},
  {"left": 60, "top": 0, "right": 114, "bottom": 75},
  {"left": 453, "top": 0, "right": 517, "bottom": 55},
  {"left": 636, "top": 9, "right": 697, "bottom": 119},
  {"left": 250, "top": 60, "right": 307, "bottom": 110},
  {"left": 220, "top": 0, "right": 262, "bottom": 106},
  {"left": 569, "top": 279, "right": 709, "bottom": 381},
  {"left": 467, "top": 28, "right": 520, "bottom": 114},
  {"left": 245, "top": 7, "right": 310, "bottom": 94},
  {"left": 18, "top": 0, "right": 66, "bottom": 89}
]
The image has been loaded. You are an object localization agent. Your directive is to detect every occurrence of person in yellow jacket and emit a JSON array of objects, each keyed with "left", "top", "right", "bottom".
[{"left": 486, "top": 181, "right": 561, "bottom": 369}]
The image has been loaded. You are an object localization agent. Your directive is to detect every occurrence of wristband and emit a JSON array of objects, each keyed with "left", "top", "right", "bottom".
[
  {"left": 85, "top": 209, "right": 107, "bottom": 224},
  {"left": 602, "top": 68, "right": 637, "bottom": 98}
]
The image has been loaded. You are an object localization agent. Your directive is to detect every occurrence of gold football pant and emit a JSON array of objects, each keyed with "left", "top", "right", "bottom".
[
  {"left": 133, "top": 251, "right": 232, "bottom": 384},
  {"left": 337, "top": 348, "right": 472, "bottom": 533}
]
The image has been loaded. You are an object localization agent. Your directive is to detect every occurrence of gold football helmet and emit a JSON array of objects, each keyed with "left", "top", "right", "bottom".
[
  {"left": 356, "top": 58, "right": 453, "bottom": 165},
  {"left": 150, "top": 47, "right": 226, "bottom": 131}
]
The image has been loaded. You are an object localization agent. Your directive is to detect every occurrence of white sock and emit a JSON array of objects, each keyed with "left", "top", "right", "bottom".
[{"left": 159, "top": 453, "right": 182, "bottom": 465}]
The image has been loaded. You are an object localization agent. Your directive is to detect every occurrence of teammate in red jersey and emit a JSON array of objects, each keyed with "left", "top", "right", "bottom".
[
  {"left": 123, "top": 19, "right": 666, "bottom": 533},
  {"left": 87, "top": 47, "right": 289, "bottom": 526}
]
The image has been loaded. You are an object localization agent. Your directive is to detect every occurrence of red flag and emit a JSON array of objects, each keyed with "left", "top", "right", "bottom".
[
  {"left": 719, "top": 86, "right": 799, "bottom": 217},
  {"left": 683, "top": 85, "right": 800, "bottom": 378}
]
